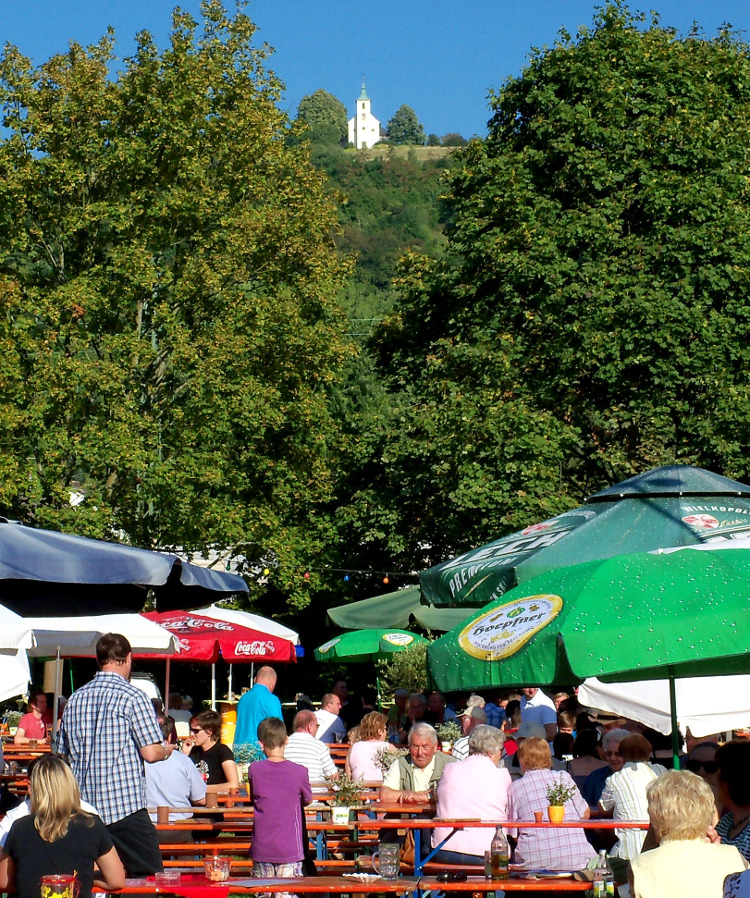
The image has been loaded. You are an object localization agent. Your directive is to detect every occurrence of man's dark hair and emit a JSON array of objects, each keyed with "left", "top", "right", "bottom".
[
  {"left": 96, "top": 633, "right": 132, "bottom": 666},
  {"left": 361, "top": 687, "right": 378, "bottom": 707},
  {"left": 258, "top": 716, "right": 287, "bottom": 749},
  {"left": 156, "top": 713, "right": 175, "bottom": 741}
]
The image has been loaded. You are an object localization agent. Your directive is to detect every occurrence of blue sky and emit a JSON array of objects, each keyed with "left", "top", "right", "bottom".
[{"left": 3, "top": 1, "right": 750, "bottom": 138}]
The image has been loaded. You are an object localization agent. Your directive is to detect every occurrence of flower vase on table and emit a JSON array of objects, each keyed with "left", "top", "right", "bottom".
[
  {"left": 545, "top": 776, "right": 575, "bottom": 824},
  {"left": 325, "top": 771, "right": 364, "bottom": 824}
]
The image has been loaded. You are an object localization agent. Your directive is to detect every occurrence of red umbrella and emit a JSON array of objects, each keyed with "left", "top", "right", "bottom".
[{"left": 142, "top": 610, "right": 297, "bottom": 664}]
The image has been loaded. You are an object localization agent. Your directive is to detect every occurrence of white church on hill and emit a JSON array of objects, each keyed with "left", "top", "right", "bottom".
[{"left": 348, "top": 81, "right": 382, "bottom": 150}]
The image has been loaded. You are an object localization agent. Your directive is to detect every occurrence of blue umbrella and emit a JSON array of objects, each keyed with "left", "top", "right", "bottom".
[{"left": 0, "top": 517, "right": 247, "bottom": 615}]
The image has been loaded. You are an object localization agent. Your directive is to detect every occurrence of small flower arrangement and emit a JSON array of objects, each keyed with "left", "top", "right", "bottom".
[
  {"left": 374, "top": 745, "right": 407, "bottom": 774},
  {"left": 545, "top": 776, "right": 576, "bottom": 807},
  {"left": 435, "top": 721, "right": 462, "bottom": 744},
  {"left": 233, "top": 743, "right": 266, "bottom": 765},
  {"left": 233, "top": 743, "right": 266, "bottom": 782},
  {"left": 325, "top": 771, "right": 365, "bottom": 807}
]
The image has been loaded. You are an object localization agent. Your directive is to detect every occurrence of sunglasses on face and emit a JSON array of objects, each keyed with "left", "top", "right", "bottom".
[
  {"left": 686, "top": 758, "right": 718, "bottom": 774},
  {"left": 190, "top": 727, "right": 203, "bottom": 734}
]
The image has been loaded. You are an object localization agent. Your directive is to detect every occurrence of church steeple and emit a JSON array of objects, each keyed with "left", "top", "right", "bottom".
[{"left": 348, "top": 79, "right": 381, "bottom": 150}]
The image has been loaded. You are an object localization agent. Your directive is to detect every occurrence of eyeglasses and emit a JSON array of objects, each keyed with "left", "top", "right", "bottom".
[
  {"left": 190, "top": 727, "right": 203, "bottom": 734},
  {"left": 686, "top": 758, "right": 718, "bottom": 774}
]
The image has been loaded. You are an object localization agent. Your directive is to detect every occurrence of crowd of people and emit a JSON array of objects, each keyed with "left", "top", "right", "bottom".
[{"left": 1, "top": 643, "right": 750, "bottom": 898}]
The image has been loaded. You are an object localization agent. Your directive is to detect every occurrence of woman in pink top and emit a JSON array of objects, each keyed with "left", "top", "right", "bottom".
[
  {"left": 433, "top": 726, "right": 512, "bottom": 864},
  {"left": 346, "top": 712, "right": 395, "bottom": 783}
]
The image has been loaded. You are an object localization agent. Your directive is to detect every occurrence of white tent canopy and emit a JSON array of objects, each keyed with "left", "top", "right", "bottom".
[{"left": 578, "top": 676, "right": 750, "bottom": 738}]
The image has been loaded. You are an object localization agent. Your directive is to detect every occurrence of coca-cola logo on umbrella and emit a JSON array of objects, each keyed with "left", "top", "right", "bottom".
[{"left": 234, "top": 640, "right": 277, "bottom": 656}]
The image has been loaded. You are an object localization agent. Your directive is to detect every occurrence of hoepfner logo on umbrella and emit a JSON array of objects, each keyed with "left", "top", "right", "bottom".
[
  {"left": 382, "top": 633, "right": 414, "bottom": 646},
  {"left": 458, "top": 594, "right": 562, "bottom": 661}
]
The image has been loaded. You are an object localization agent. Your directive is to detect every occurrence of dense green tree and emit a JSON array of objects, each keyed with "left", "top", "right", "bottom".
[
  {"left": 386, "top": 105, "right": 425, "bottom": 146},
  {"left": 347, "top": 3, "right": 750, "bottom": 568},
  {"left": 440, "top": 133, "right": 468, "bottom": 147},
  {"left": 0, "top": 1, "right": 353, "bottom": 608},
  {"left": 297, "top": 88, "right": 348, "bottom": 145}
]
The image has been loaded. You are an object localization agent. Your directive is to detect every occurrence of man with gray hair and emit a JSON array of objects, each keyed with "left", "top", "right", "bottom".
[
  {"left": 380, "top": 722, "right": 455, "bottom": 804},
  {"left": 452, "top": 706, "right": 488, "bottom": 760},
  {"left": 285, "top": 710, "right": 338, "bottom": 788},
  {"left": 583, "top": 727, "right": 630, "bottom": 807}
]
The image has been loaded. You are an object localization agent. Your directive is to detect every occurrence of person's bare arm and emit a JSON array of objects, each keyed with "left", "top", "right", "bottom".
[
  {"left": 205, "top": 759, "right": 239, "bottom": 793},
  {"left": 379, "top": 785, "right": 428, "bottom": 804},
  {"left": 140, "top": 742, "right": 174, "bottom": 763},
  {"left": 93, "top": 846, "right": 125, "bottom": 891},
  {"left": 544, "top": 723, "right": 557, "bottom": 741},
  {"left": 0, "top": 852, "right": 13, "bottom": 892}
]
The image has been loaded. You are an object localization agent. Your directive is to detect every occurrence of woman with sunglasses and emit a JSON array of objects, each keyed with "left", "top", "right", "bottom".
[
  {"left": 685, "top": 742, "right": 720, "bottom": 805},
  {"left": 716, "top": 740, "right": 750, "bottom": 861},
  {"left": 182, "top": 710, "right": 239, "bottom": 795}
]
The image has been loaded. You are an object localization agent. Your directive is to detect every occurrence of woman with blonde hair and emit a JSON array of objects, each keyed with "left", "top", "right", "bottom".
[
  {"left": 345, "top": 711, "right": 395, "bottom": 783},
  {"left": 630, "top": 770, "right": 745, "bottom": 897},
  {"left": 506, "top": 737, "right": 595, "bottom": 871},
  {"left": 0, "top": 755, "right": 124, "bottom": 898}
]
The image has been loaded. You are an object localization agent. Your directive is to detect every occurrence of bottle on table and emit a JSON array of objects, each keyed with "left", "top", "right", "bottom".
[
  {"left": 490, "top": 825, "right": 509, "bottom": 881},
  {"left": 592, "top": 849, "right": 615, "bottom": 897}
]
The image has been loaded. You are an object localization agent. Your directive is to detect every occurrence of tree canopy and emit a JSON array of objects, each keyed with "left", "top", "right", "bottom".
[
  {"left": 352, "top": 3, "right": 750, "bottom": 568},
  {"left": 297, "top": 88, "right": 348, "bottom": 145},
  {"left": 0, "top": 1, "right": 353, "bottom": 608},
  {"left": 386, "top": 105, "right": 426, "bottom": 145}
]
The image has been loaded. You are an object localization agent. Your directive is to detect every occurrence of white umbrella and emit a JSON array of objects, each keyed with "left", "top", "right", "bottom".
[
  {"left": 199, "top": 605, "right": 299, "bottom": 705},
  {"left": 578, "top": 676, "right": 750, "bottom": 738},
  {"left": 24, "top": 613, "right": 177, "bottom": 732},
  {"left": 25, "top": 613, "right": 178, "bottom": 657}
]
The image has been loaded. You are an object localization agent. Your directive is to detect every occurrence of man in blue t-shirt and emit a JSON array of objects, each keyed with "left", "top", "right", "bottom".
[{"left": 233, "top": 666, "right": 283, "bottom": 747}]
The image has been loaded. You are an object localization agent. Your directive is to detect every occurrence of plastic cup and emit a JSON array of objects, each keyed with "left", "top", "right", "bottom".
[{"left": 204, "top": 857, "right": 231, "bottom": 882}]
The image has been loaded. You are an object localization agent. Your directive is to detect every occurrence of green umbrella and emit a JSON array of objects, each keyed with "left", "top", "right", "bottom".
[
  {"left": 327, "top": 586, "right": 472, "bottom": 632},
  {"left": 314, "top": 628, "right": 429, "bottom": 663},
  {"left": 420, "top": 465, "right": 750, "bottom": 607},
  {"left": 427, "top": 543, "right": 750, "bottom": 763}
]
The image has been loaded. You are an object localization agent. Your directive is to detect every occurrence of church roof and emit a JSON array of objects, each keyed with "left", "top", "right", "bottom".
[{"left": 358, "top": 79, "right": 369, "bottom": 101}]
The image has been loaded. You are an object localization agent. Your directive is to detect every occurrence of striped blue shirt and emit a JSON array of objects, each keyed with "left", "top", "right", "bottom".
[{"left": 59, "top": 671, "right": 162, "bottom": 825}]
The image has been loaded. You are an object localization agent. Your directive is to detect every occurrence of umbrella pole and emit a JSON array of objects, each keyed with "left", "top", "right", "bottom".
[
  {"left": 228, "top": 663, "right": 233, "bottom": 700},
  {"left": 669, "top": 669, "right": 680, "bottom": 769},
  {"left": 376, "top": 674, "right": 381, "bottom": 711},
  {"left": 164, "top": 657, "right": 171, "bottom": 708},
  {"left": 211, "top": 663, "right": 216, "bottom": 710},
  {"left": 52, "top": 648, "right": 61, "bottom": 751}
]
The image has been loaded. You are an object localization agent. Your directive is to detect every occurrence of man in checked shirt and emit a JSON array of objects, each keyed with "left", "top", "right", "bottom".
[{"left": 58, "top": 633, "right": 174, "bottom": 877}]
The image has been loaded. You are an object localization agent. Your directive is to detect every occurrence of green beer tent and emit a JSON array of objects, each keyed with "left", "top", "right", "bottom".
[{"left": 420, "top": 465, "right": 750, "bottom": 609}]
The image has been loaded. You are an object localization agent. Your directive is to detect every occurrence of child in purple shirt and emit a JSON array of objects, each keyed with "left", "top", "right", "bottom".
[{"left": 247, "top": 717, "right": 312, "bottom": 881}]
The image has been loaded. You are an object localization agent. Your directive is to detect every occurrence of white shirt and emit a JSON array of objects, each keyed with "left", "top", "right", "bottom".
[
  {"left": 284, "top": 731, "right": 337, "bottom": 786},
  {"left": 520, "top": 691, "right": 557, "bottom": 727},
  {"left": 315, "top": 708, "right": 347, "bottom": 742},
  {"left": 452, "top": 736, "right": 470, "bottom": 760},
  {"left": 145, "top": 751, "right": 207, "bottom": 822},
  {"left": 600, "top": 761, "right": 667, "bottom": 859}
]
